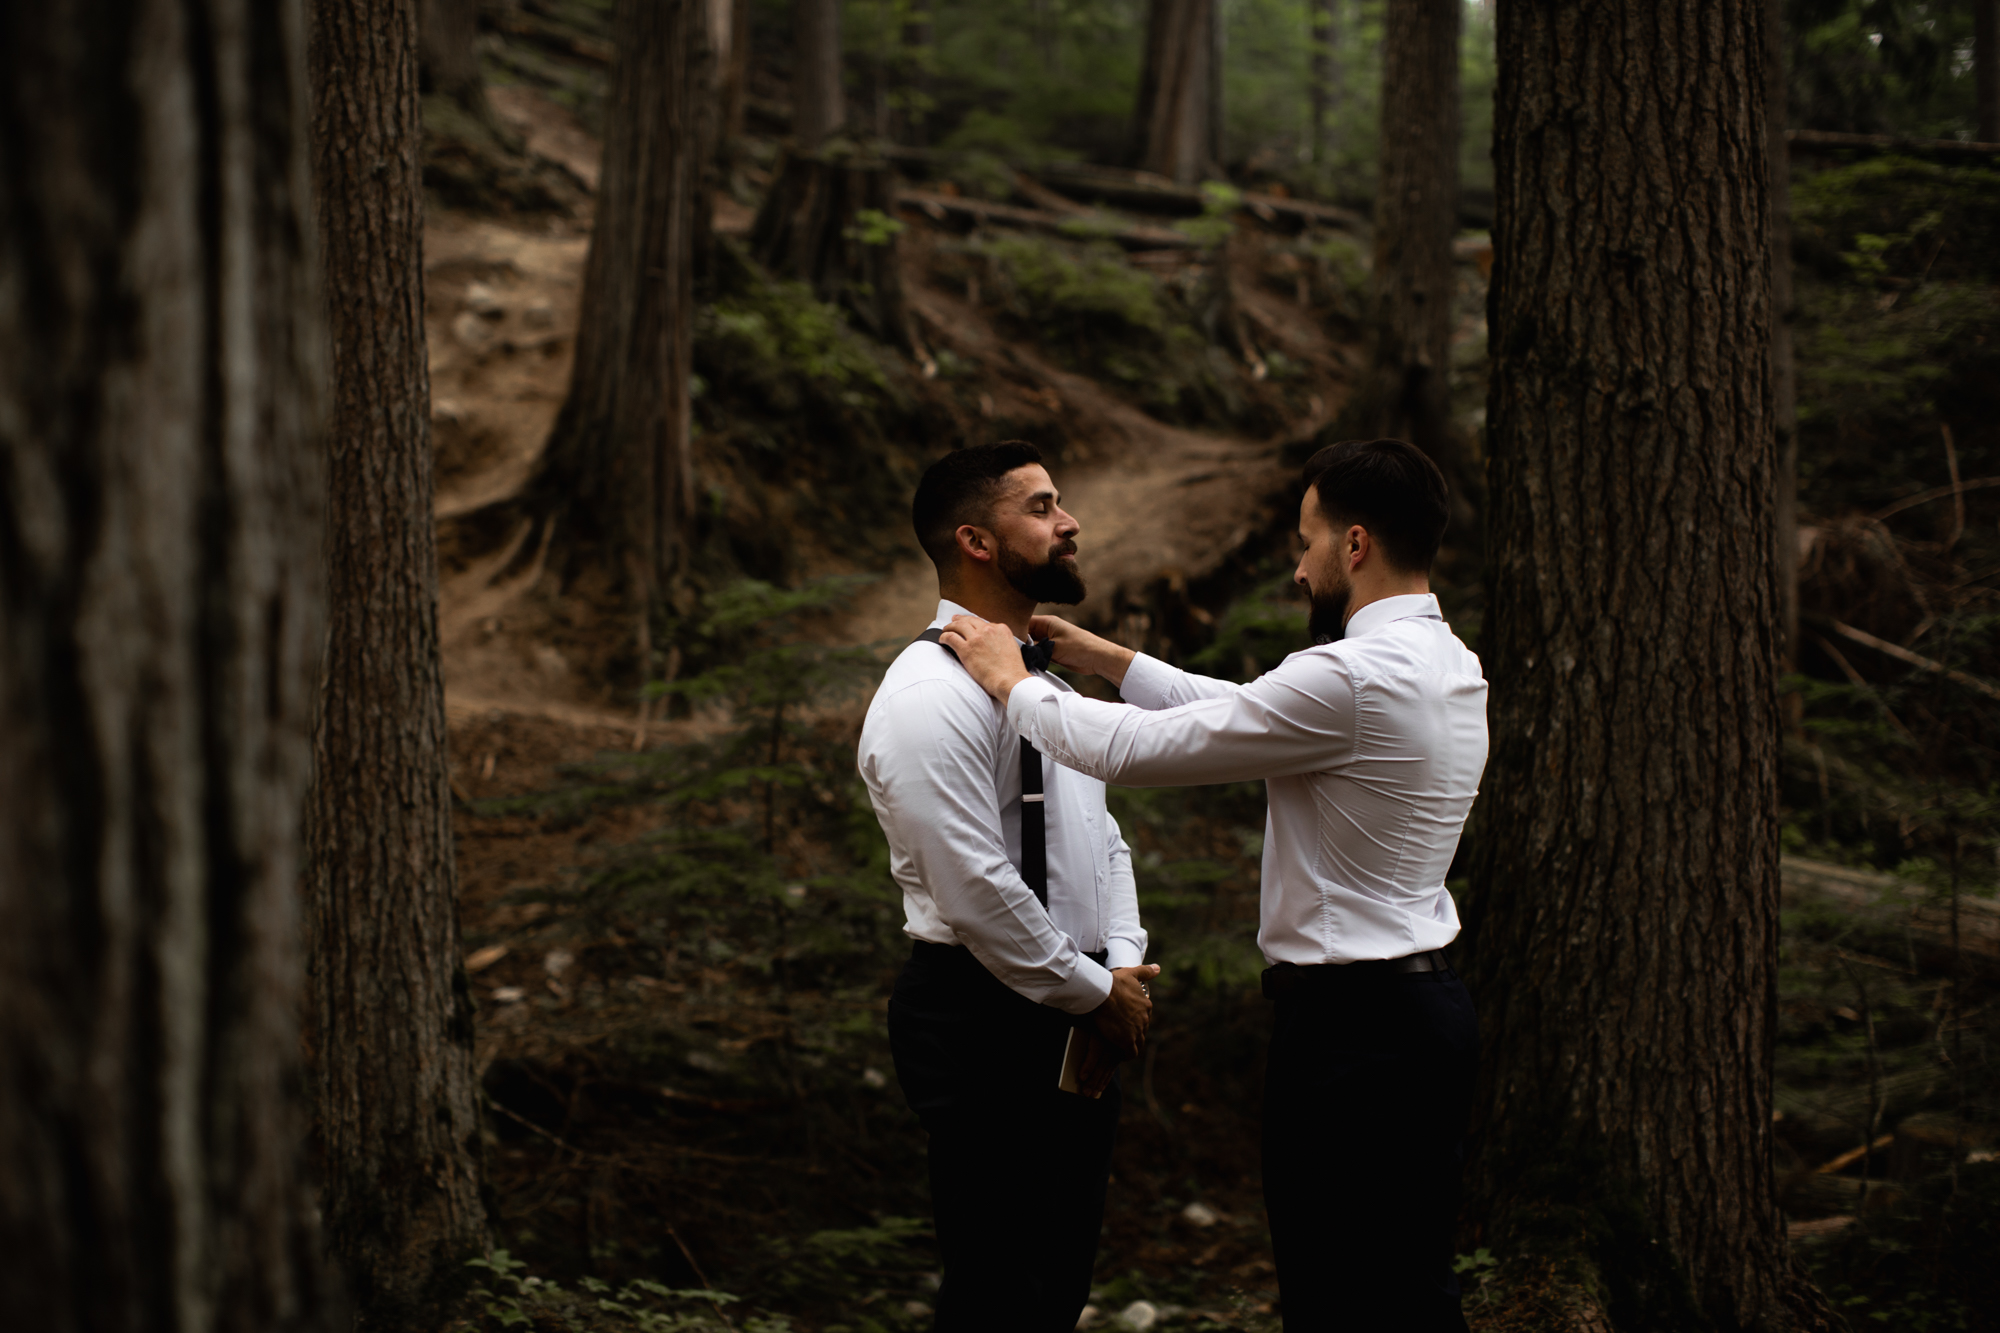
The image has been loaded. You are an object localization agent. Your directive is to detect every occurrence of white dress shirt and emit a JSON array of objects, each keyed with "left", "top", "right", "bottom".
[
  {"left": 858, "top": 600, "right": 1148, "bottom": 1014},
  {"left": 1004, "top": 593, "right": 1487, "bottom": 966}
]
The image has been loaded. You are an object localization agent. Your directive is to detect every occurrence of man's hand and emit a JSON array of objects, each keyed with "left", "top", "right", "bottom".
[
  {"left": 1027, "top": 616, "right": 1137, "bottom": 688},
  {"left": 938, "top": 615, "right": 1031, "bottom": 700},
  {"left": 1090, "top": 963, "right": 1161, "bottom": 1059}
]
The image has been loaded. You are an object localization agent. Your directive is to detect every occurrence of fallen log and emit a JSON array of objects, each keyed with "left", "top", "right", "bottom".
[
  {"left": 1819, "top": 619, "right": 2000, "bottom": 703},
  {"left": 1787, "top": 128, "right": 2000, "bottom": 160},
  {"left": 1781, "top": 855, "right": 2000, "bottom": 962},
  {"left": 895, "top": 188, "right": 1200, "bottom": 250},
  {"left": 1029, "top": 161, "right": 1368, "bottom": 232}
]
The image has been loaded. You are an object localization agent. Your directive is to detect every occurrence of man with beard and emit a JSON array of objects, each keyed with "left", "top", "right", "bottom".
[
  {"left": 858, "top": 441, "right": 1158, "bottom": 1332},
  {"left": 940, "top": 439, "right": 1487, "bottom": 1331}
]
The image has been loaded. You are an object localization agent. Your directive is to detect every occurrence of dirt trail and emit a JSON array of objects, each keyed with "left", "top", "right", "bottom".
[
  {"left": 832, "top": 284, "right": 1310, "bottom": 650},
  {"left": 423, "top": 208, "right": 1335, "bottom": 720}
]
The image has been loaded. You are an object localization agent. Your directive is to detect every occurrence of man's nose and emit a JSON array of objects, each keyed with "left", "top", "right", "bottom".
[{"left": 1056, "top": 507, "right": 1079, "bottom": 538}]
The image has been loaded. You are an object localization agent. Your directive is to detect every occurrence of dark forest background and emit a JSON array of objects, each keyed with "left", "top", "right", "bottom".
[{"left": 3, "top": 1, "right": 1997, "bottom": 1331}]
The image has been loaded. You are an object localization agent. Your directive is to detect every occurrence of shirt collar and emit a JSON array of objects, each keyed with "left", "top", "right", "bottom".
[
  {"left": 1342, "top": 592, "right": 1444, "bottom": 640},
  {"left": 932, "top": 598, "right": 1029, "bottom": 645}
]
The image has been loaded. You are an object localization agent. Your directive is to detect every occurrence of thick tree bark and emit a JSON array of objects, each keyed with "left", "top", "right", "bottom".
[
  {"left": 1365, "top": 0, "right": 1460, "bottom": 464},
  {"left": 794, "top": 0, "right": 845, "bottom": 150},
  {"left": 1768, "top": 0, "right": 1799, "bottom": 671},
  {"left": 1309, "top": 0, "right": 1340, "bottom": 166},
  {"left": 1134, "top": 0, "right": 1223, "bottom": 185},
  {"left": 526, "top": 0, "right": 706, "bottom": 616},
  {"left": 1978, "top": 1, "right": 1999, "bottom": 143},
  {"left": 750, "top": 150, "right": 913, "bottom": 348},
  {"left": 1467, "top": 3, "right": 1837, "bottom": 1329},
  {"left": 306, "top": 0, "right": 488, "bottom": 1326},
  {"left": 0, "top": 2, "right": 332, "bottom": 1329},
  {"left": 715, "top": 0, "right": 752, "bottom": 147}
]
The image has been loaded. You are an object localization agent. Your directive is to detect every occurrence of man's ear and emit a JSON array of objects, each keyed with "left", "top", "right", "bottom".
[
  {"left": 955, "top": 524, "right": 994, "bottom": 564},
  {"left": 1347, "top": 525, "right": 1369, "bottom": 570}
]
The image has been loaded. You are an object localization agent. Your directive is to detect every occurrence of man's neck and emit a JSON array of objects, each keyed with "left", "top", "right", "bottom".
[
  {"left": 1342, "top": 577, "right": 1432, "bottom": 629},
  {"left": 939, "top": 580, "right": 1036, "bottom": 641}
]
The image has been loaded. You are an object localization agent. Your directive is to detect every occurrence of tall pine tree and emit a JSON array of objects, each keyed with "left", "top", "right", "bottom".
[
  {"left": 1467, "top": 2, "right": 1837, "bottom": 1326},
  {"left": 305, "top": 0, "right": 489, "bottom": 1322}
]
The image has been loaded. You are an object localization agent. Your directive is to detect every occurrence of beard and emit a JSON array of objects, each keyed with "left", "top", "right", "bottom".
[
  {"left": 1000, "top": 539, "right": 1087, "bottom": 605},
  {"left": 1307, "top": 576, "right": 1352, "bottom": 644}
]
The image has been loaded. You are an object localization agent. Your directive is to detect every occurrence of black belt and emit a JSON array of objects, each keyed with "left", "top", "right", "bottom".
[
  {"left": 916, "top": 626, "right": 1047, "bottom": 907},
  {"left": 1261, "top": 952, "right": 1448, "bottom": 1000}
]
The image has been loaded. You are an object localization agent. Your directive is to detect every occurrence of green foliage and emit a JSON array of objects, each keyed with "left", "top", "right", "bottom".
[
  {"left": 1785, "top": 0, "right": 1980, "bottom": 140},
  {"left": 1787, "top": 157, "right": 2000, "bottom": 519},
  {"left": 843, "top": 208, "right": 907, "bottom": 247},
  {"left": 1174, "top": 181, "right": 1244, "bottom": 250},
  {"left": 963, "top": 232, "right": 1265, "bottom": 426},
  {"left": 698, "top": 271, "right": 888, "bottom": 411},
  {"left": 1184, "top": 572, "right": 1309, "bottom": 681},
  {"left": 979, "top": 233, "right": 1170, "bottom": 334},
  {"left": 751, "top": 1217, "right": 936, "bottom": 1327},
  {"left": 1794, "top": 157, "right": 2000, "bottom": 287},
  {"left": 459, "top": 1251, "right": 788, "bottom": 1333}
]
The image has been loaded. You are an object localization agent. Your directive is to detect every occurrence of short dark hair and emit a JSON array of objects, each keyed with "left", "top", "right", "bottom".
[
  {"left": 1301, "top": 438, "right": 1449, "bottom": 572},
  {"left": 912, "top": 441, "right": 1045, "bottom": 568}
]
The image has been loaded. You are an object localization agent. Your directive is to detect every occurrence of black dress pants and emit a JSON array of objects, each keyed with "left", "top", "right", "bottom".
[
  {"left": 1261, "top": 960, "right": 1478, "bottom": 1332},
  {"left": 888, "top": 941, "right": 1119, "bottom": 1333}
]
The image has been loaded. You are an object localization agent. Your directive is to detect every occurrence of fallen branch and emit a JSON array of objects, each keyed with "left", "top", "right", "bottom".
[
  {"left": 1787, "top": 128, "right": 2000, "bottom": 159},
  {"left": 1809, "top": 632, "right": 1916, "bottom": 744},
  {"left": 1781, "top": 856, "right": 2000, "bottom": 964},
  {"left": 1814, "top": 1133, "right": 1895, "bottom": 1175},
  {"left": 1871, "top": 475, "right": 2000, "bottom": 521},
  {"left": 1029, "top": 161, "right": 1368, "bottom": 231},
  {"left": 895, "top": 188, "right": 1198, "bottom": 249},
  {"left": 1823, "top": 619, "right": 2000, "bottom": 703}
]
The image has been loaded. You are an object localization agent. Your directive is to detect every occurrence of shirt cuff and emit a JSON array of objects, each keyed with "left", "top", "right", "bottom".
[
  {"left": 1005, "top": 674, "right": 1059, "bottom": 741},
  {"left": 1104, "top": 937, "right": 1146, "bottom": 971},
  {"left": 1118, "top": 652, "right": 1180, "bottom": 710},
  {"left": 1045, "top": 953, "right": 1114, "bottom": 1015}
]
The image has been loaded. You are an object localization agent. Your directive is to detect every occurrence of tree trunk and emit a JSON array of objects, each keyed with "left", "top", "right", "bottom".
[
  {"left": 1364, "top": 0, "right": 1460, "bottom": 466},
  {"left": 1767, "top": 0, "right": 1799, "bottom": 673},
  {"left": 894, "top": 1, "right": 934, "bottom": 147},
  {"left": 419, "top": 0, "right": 488, "bottom": 117},
  {"left": 1134, "top": 0, "right": 1223, "bottom": 185},
  {"left": 305, "top": 0, "right": 489, "bottom": 1326},
  {"left": 750, "top": 149, "right": 913, "bottom": 348},
  {"left": 754, "top": 0, "right": 907, "bottom": 350},
  {"left": 1468, "top": 3, "right": 1837, "bottom": 1328},
  {"left": 794, "top": 0, "right": 845, "bottom": 151},
  {"left": 0, "top": 2, "right": 332, "bottom": 1329},
  {"left": 1309, "top": 0, "right": 1340, "bottom": 167},
  {"left": 1978, "top": 1, "right": 1999, "bottom": 143},
  {"left": 524, "top": 0, "right": 706, "bottom": 619},
  {"left": 716, "top": 0, "right": 752, "bottom": 147}
]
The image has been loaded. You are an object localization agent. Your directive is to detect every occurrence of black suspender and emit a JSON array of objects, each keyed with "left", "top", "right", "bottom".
[{"left": 915, "top": 628, "right": 1049, "bottom": 910}]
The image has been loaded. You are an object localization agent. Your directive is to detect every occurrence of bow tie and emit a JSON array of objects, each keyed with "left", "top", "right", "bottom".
[{"left": 1021, "top": 638, "right": 1056, "bottom": 673}]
